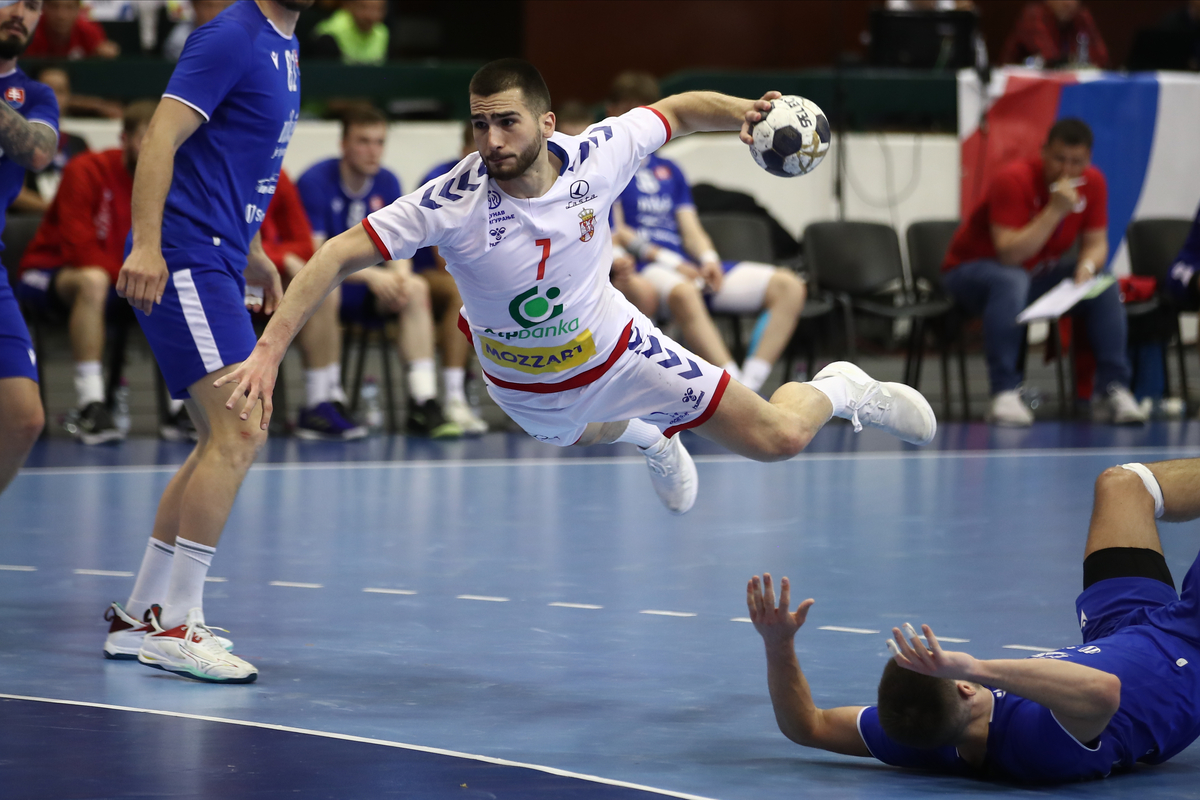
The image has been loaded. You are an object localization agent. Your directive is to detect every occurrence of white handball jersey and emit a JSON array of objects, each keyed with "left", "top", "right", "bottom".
[{"left": 363, "top": 106, "right": 672, "bottom": 391}]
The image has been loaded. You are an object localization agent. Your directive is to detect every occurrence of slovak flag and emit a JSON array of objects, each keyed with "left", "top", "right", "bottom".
[
  {"left": 4, "top": 86, "right": 24, "bottom": 108},
  {"left": 958, "top": 67, "right": 1200, "bottom": 274}
]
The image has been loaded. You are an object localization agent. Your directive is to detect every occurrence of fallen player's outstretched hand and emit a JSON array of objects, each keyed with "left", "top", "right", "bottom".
[
  {"left": 740, "top": 91, "right": 782, "bottom": 145},
  {"left": 747, "top": 573, "right": 815, "bottom": 647},
  {"left": 887, "top": 622, "right": 979, "bottom": 681},
  {"left": 213, "top": 345, "right": 280, "bottom": 429}
]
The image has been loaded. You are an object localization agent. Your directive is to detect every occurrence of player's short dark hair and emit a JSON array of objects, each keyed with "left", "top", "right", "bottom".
[
  {"left": 1046, "top": 118, "right": 1093, "bottom": 150},
  {"left": 876, "top": 660, "right": 963, "bottom": 749},
  {"left": 609, "top": 71, "right": 660, "bottom": 107},
  {"left": 555, "top": 99, "right": 593, "bottom": 128},
  {"left": 468, "top": 58, "right": 552, "bottom": 117},
  {"left": 341, "top": 105, "right": 388, "bottom": 139},
  {"left": 122, "top": 100, "right": 158, "bottom": 135}
]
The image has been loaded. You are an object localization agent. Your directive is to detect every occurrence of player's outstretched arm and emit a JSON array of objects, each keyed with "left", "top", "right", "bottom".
[
  {"left": 748, "top": 574, "right": 871, "bottom": 757},
  {"left": 651, "top": 90, "right": 780, "bottom": 143},
  {"left": 116, "top": 98, "right": 204, "bottom": 314},
  {"left": 890, "top": 624, "right": 1121, "bottom": 744},
  {"left": 0, "top": 94, "right": 55, "bottom": 172},
  {"left": 214, "top": 223, "right": 383, "bottom": 428}
]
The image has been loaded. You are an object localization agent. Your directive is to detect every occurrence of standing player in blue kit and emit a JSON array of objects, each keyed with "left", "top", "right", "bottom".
[
  {"left": 0, "top": 0, "right": 57, "bottom": 499},
  {"left": 748, "top": 457, "right": 1200, "bottom": 782},
  {"left": 103, "top": 0, "right": 313, "bottom": 684}
]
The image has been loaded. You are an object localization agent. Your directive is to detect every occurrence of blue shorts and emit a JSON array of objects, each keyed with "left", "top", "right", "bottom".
[
  {"left": 1077, "top": 551, "right": 1200, "bottom": 648},
  {"left": 339, "top": 281, "right": 390, "bottom": 327},
  {"left": 16, "top": 267, "right": 122, "bottom": 322},
  {"left": 0, "top": 276, "right": 37, "bottom": 382},
  {"left": 134, "top": 247, "right": 257, "bottom": 400}
]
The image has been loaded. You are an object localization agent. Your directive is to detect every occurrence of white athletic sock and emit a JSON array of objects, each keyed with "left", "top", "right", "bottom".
[
  {"left": 160, "top": 537, "right": 215, "bottom": 629},
  {"left": 806, "top": 376, "right": 849, "bottom": 419},
  {"left": 616, "top": 419, "right": 666, "bottom": 450},
  {"left": 741, "top": 357, "right": 773, "bottom": 393},
  {"left": 722, "top": 361, "right": 743, "bottom": 384},
  {"left": 408, "top": 358, "right": 437, "bottom": 404},
  {"left": 325, "top": 363, "right": 347, "bottom": 404},
  {"left": 443, "top": 366, "right": 466, "bottom": 405},
  {"left": 305, "top": 367, "right": 330, "bottom": 407},
  {"left": 75, "top": 361, "right": 105, "bottom": 407},
  {"left": 1119, "top": 463, "right": 1165, "bottom": 519},
  {"left": 126, "top": 537, "right": 175, "bottom": 623}
]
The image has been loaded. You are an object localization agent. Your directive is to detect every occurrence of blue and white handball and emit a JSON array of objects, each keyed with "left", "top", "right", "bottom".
[{"left": 749, "top": 95, "right": 831, "bottom": 177}]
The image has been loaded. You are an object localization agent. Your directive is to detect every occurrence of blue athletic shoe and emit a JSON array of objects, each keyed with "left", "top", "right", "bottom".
[{"left": 296, "top": 401, "right": 369, "bottom": 440}]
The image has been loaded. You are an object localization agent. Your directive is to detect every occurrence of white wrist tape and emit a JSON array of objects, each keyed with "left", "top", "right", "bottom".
[
  {"left": 698, "top": 249, "right": 720, "bottom": 266},
  {"left": 1080, "top": 258, "right": 1097, "bottom": 276},
  {"left": 612, "top": 245, "right": 628, "bottom": 259},
  {"left": 1119, "top": 463, "right": 1165, "bottom": 518}
]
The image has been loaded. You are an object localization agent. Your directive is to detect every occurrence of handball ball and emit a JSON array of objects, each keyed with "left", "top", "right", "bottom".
[{"left": 749, "top": 95, "right": 831, "bottom": 177}]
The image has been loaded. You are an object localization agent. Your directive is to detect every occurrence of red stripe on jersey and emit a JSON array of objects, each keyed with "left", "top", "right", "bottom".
[
  {"left": 641, "top": 106, "right": 672, "bottom": 142},
  {"left": 361, "top": 218, "right": 392, "bottom": 262},
  {"left": 469, "top": 319, "right": 634, "bottom": 394},
  {"left": 664, "top": 370, "right": 730, "bottom": 438},
  {"left": 456, "top": 311, "right": 474, "bottom": 345}
]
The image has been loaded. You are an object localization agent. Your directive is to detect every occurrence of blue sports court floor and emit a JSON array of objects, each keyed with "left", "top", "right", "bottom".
[{"left": 4, "top": 421, "right": 1200, "bottom": 799}]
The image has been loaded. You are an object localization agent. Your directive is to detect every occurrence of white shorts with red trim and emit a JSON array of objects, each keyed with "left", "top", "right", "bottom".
[{"left": 486, "top": 310, "right": 729, "bottom": 447}]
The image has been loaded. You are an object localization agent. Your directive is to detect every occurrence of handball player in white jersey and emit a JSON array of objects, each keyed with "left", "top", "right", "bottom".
[{"left": 217, "top": 59, "right": 937, "bottom": 514}]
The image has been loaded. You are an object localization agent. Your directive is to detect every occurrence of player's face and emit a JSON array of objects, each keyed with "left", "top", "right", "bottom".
[
  {"left": 0, "top": 0, "right": 42, "bottom": 59},
  {"left": 342, "top": 123, "right": 386, "bottom": 178},
  {"left": 470, "top": 89, "right": 553, "bottom": 181},
  {"left": 1042, "top": 140, "right": 1091, "bottom": 185}
]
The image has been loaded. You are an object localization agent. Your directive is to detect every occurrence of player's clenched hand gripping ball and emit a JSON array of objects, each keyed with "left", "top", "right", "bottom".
[{"left": 748, "top": 95, "right": 830, "bottom": 177}]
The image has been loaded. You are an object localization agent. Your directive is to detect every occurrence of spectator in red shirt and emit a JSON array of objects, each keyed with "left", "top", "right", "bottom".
[
  {"left": 259, "top": 171, "right": 365, "bottom": 439},
  {"left": 1002, "top": 0, "right": 1109, "bottom": 68},
  {"left": 941, "top": 119, "right": 1143, "bottom": 427},
  {"left": 16, "top": 100, "right": 154, "bottom": 443},
  {"left": 25, "top": 0, "right": 120, "bottom": 59}
]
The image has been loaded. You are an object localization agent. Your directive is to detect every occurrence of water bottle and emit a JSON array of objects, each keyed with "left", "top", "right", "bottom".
[
  {"left": 1075, "top": 33, "right": 1090, "bottom": 67},
  {"left": 114, "top": 378, "right": 131, "bottom": 435},
  {"left": 361, "top": 376, "right": 384, "bottom": 432}
]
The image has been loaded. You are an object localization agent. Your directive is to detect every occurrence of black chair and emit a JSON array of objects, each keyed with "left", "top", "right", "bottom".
[
  {"left": 906, "top": 220, "right": 971, "bottom": 418},
  {"left": 699, "top": 211, "right": 834, "bottom": 379},
  {"left": 340, "top": 296, "right": 401, "bottom": 434},
  {"left": 804, "top": 220, "right": 954, "bottom": 390},
  {"left": 1126, "top": 218, "right": 1194, "bottom": 413}
]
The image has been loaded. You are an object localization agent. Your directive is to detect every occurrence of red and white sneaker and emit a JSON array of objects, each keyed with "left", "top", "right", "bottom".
[
  {"left": 104, "top": 601, "right": 233, "bottom": 660},
  {"left": 103, "top": 602, "right": 153, "bottom": 660},
  {"left": 137, "top": 606, "right": 257, "bottom": 684}
]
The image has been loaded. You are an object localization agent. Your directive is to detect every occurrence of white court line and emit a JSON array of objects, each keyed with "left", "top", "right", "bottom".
[
  {"left": 1003, "top": 644, "right": 1054, "bottom": 652},
  {"left": 205, "top": 577, "right": 227, "bottom": 583},
  {"left": 548, "top": 602, "right": 602, "bottom": 609},
  {"left": 18, "top": 445, "right": 1200, "bottom": 477},
  {"left": 269, "top": 581, "right": 323, "bottom": 589},
  {"left": 363, "top": 588, "right": 418, "bottom": 595},
  {"left": 819, "top": 625, "right": 880, "bottom": 634},
  {"left": 730, "top": 617, "right": 752, "bottom": 623},
  {"left": 0, "top": 694, "right": 718, "bottom": 800},
  {"left": 457, "top": 594, "right": 509, "bottom": 602},
  {"left": 0, "top": 565, "right": 36, "bottom": 571},
  {"left": 73, "top": 569, "right": 133, "bottom": 577},
  {"left": 640, "top": 610, "right": 696, "bottom": 618}
]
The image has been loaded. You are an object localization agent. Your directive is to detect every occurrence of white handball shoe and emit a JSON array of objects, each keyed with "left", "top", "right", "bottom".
[
  {"left": 138, "top": 607, "right": 257, "bottom": 684},
  {"left": 1093, "top": 383, "right": 1149, "bottom": 426},
  {"left": 105, "top": 601, "right": 232, "bottom": 659},
  {"left": 642, "top": 434, "right": 698, "bottom": 515},
  {"left": 813, "top": 361, "right": 937, "bottom": 446},
  {"left": 987, "top": 389, "right": 1034, "bottom": 427},
  {"left": 445, "top": 398, "right": 489, "bottom": 435}
]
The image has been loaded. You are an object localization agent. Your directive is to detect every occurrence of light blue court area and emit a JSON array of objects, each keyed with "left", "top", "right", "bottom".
[{"left": 4, "top": 423, "right": 1200, "bottom": 799}]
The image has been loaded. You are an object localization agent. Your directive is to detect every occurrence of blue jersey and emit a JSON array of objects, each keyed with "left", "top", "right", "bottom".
[
  {"left": 296, "top": 157, "right": 402, "bottom": 242},
  {"left": 0, "top": 68, "right": 58, "bottom": 248},
  {"left": 410, "top": 158, "right": 456, "bottom": 271},
  {"left": 615, "top": 153, "right": 694, "bottom": 265},
  {"left": 159, "top": 0, "right": 300, "bottom": 259},
  {"left": 858, "top": 624, "right": 1200, "bottom": 782}
]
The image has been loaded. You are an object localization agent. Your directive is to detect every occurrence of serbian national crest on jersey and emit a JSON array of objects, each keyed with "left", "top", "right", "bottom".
[
  {"left": 578, "top": 208, "right": 595, "bottom": 242},
  {"left": 4, "top": 87, "right": 24, "bottom": 108}
]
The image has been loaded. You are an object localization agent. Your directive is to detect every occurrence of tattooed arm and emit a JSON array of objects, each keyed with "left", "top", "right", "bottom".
[{"left": 0, "top": 99, "right": 56, "bottom": 172}]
